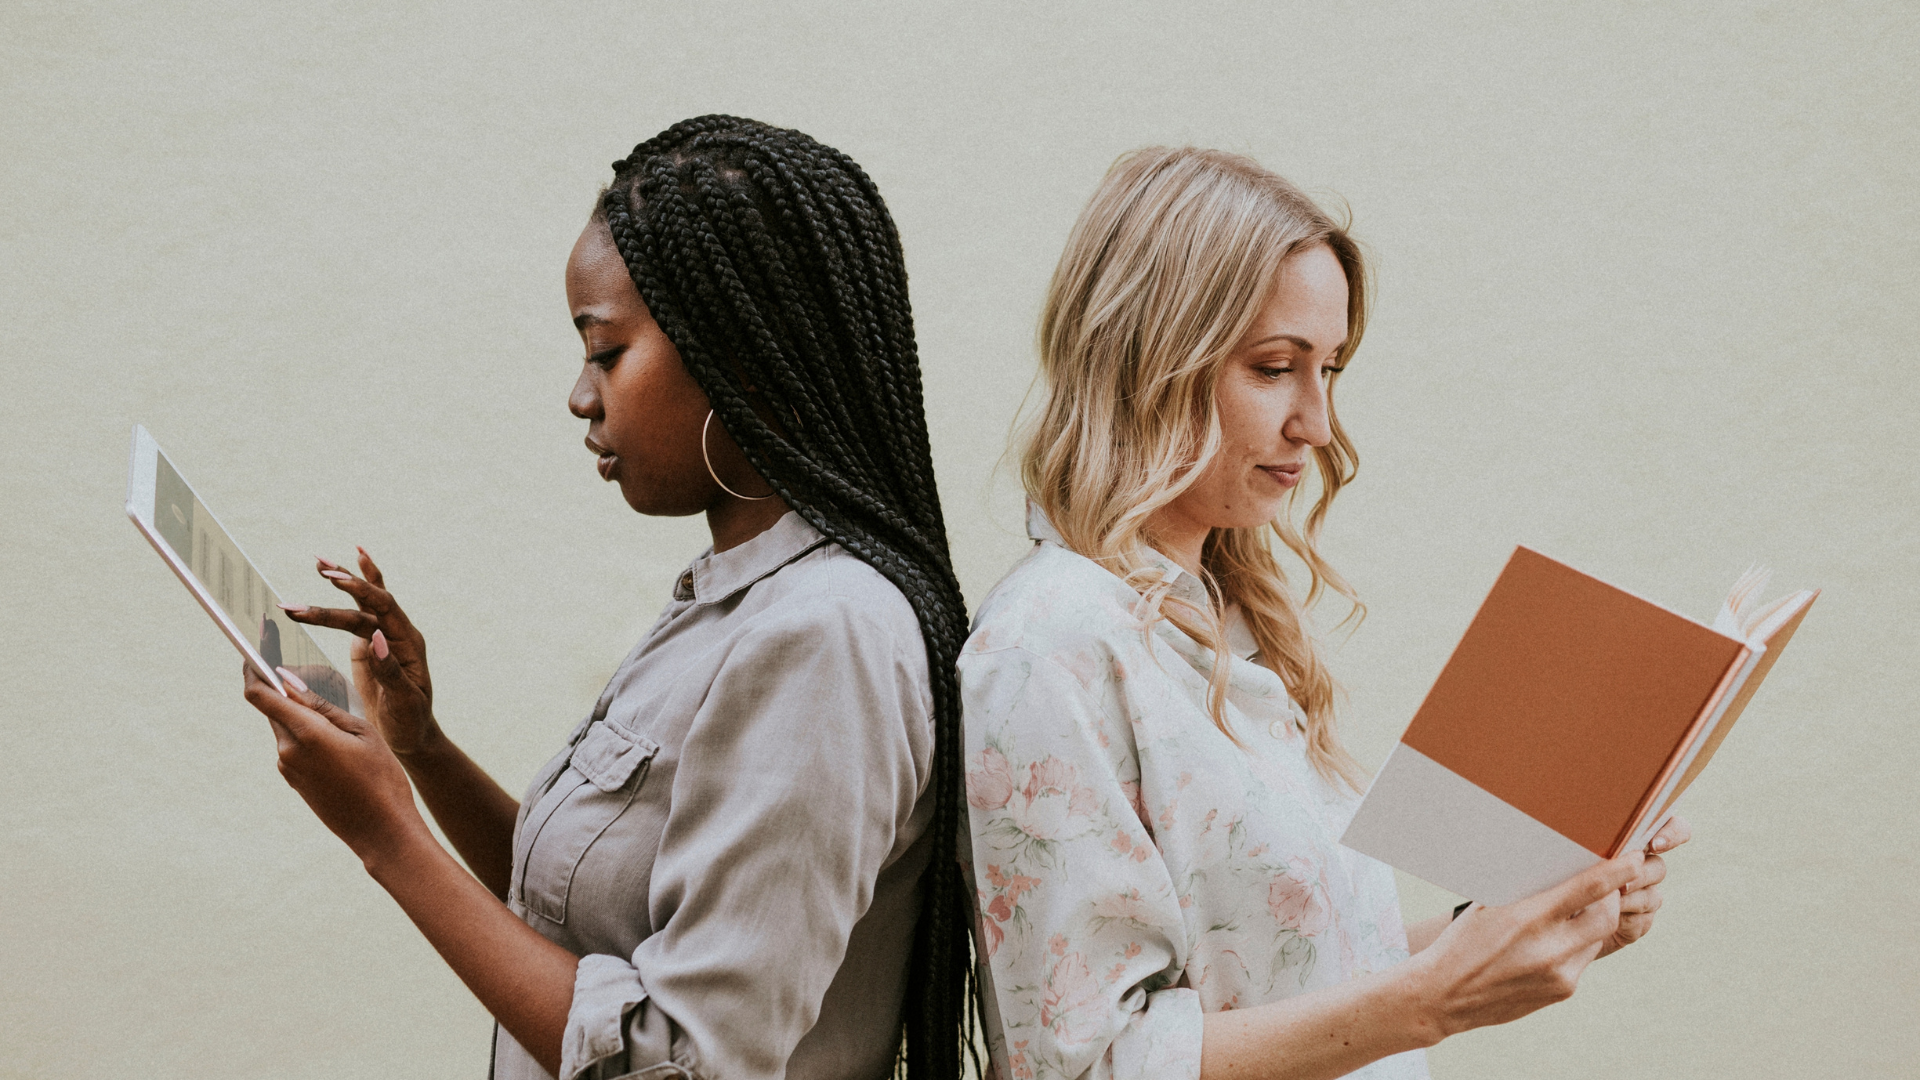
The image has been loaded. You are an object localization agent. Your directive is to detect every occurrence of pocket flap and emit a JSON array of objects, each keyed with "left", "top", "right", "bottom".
[{"left": 569, "top": 723, "right": 659, "bottom": 793}]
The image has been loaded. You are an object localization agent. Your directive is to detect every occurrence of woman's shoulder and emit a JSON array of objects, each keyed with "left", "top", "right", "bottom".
[
  {"left": 964, "top": 541, "right": 1142, "bottom": 664},
  {"left": 754, "top": 537, "right": 926, "bottom": 654}
]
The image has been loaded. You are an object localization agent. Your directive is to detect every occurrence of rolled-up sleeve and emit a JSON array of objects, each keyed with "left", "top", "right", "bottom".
[
  {"left": 961, "top": 646, "right": 1203, "bottom": 1080},
  {"left": 560, "top": 600, "right": 930, "bottom": 1080}
]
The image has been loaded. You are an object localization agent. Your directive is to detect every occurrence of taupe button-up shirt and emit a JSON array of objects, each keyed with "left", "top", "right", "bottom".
[{"left": 492, "top": 512, "right": 934, "bottom": 1080}]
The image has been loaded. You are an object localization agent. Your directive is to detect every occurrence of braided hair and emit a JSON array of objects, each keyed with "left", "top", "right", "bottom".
[{"left": 596, "top": 116, "right": 973, "bottom": 1078}]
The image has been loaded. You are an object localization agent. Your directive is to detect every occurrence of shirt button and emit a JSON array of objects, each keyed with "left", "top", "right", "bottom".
[{"left": 674, "top": 569, "right": 695, "bottom": 600}]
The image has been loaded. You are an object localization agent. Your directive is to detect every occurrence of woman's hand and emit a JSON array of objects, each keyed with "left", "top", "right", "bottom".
[
  {"left": 242, "top": 663, "right": 428, "bottom": 866},
  {"left": 1412, "top": 853, "right": 1644, "bottom": 1037},
  {"left": 1199, "top": 854, "right": 1646, "bottom": 1078},
  {"left": 1598, "top": 814, "right": 1692, "bottom": 958},
  {"left": 281, "top": 549, "right": 439, "bottom": 757}
]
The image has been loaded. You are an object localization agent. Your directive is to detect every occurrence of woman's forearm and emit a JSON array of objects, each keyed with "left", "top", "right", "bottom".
[
  {"left": 365, "top": 822, "right": 576, "bottom": 1077},
  {"left": 395, "top": 729, "right": 521, "bottom": 898},
  {"left": 1200, "top": 959, "right": 1444, "bottom": 1080}
]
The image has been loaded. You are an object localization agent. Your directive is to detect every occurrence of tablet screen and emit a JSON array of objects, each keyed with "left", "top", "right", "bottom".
[{"left": 128, "top": 425, "right": 355, "bottom": 713}]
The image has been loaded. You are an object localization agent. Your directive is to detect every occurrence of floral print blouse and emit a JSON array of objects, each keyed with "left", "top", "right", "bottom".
[{"left": 960, "top": 506, "right": 1430, "bottom": 1080}]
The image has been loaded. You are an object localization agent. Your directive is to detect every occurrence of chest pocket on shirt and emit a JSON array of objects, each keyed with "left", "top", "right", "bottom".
[{"left": 516, "top": 721, "right": 660, "bottom": 926}]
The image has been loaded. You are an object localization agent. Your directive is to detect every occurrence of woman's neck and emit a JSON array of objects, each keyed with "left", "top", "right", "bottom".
[
  {"left": 1142, "top": 506, "right": 1210, "bottom": 578},
  {"left": 706, "top": 495, "right": 793, "bottom": 554}
]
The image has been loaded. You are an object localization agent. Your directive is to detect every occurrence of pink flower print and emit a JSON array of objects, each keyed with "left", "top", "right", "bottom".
[
  {"left": 984, "top": 864, "right": 1025, "bottom": 893},
  {"left": 979, "top": 911, "right": 1005, "bottom": 956},
  {"left": 1058, "top": 648, "right": 1103, "bottom": 689},
  {"left": 967, "top": 747, "right": 1015, "bottom": 811},
  {"left": 978, "top": 864, "right": 1040, "bottom": 957},
  {"left": 1118, "top": 780, "right": 1151, "bottom": 832},
  {"left": 1069, "top": 784, "right": 1098, "bottom": 818},
  {"left": 1266, "top": 859, "right": 1331, "bottom": 937},
  {"left": 1008, "top": 755, "right": 1099, "bottom": 841},
  {"left": 1090, "top": 887, "right": 1156, "bottom": 927},
  {"left": 1029, "top": 755, "right": 1076, "bottom": 793},
  {"left": 1040, "top": 950, "right": 1105, "bottom": 1043},
  {"left": 1110, "top": 830, "right": 1154, "bottom": 862},
  {"left": 1193, "top": 950, "right": 1251, "bottom": 1009},
  {"left": 1009, "top": 1040, "right": 1033, "bottom": 1080},
  {"left": 1156, "top": 772, "right": 1194, "bottom": 830},
  {"left": 984, "top": 864, "right": 1041, "bottom": 908}
]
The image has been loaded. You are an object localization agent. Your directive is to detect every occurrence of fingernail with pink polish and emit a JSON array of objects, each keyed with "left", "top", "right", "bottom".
[
  {"left": 321, "top": 570, "right": 352, "bottom": 581},
  {"left": 277, "top": 602, "right": 308, "bottom": 614},
  {"left": 275, "top": 666, "right": 310, "bottom": 694},
  {"left": 372, "top": 629, "right": 390, "bottom": 660},
  {"left": 315, "top": 555, "right": 341, "bottom": 571}
]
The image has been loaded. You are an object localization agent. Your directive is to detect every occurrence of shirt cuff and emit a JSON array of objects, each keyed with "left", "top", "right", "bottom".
[
  {"left": 562, "top": 953, "right": 689, "bottom": 1080},
  {"left": 1109, "top": 987, "right": 1204, "bottom": 1080}
]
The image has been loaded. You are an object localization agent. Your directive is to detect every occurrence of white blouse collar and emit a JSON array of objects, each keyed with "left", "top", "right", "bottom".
[{"left": 1025, "top": 499, "right": 1258, "bottom": 659}]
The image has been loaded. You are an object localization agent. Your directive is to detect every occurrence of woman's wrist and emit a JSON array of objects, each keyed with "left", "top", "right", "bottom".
[
  {"left": 355, "top": 806, "right": 441, "bottom": 881},
  {"left": 1390, "top": 949, "right": 1443, "bottom": 1045},
  {"left": 1392, "top": 947, "right": 1459, "bottom": 1048},
  {"left": 389, "top": 717, "right": 453, "bottom": 770}
]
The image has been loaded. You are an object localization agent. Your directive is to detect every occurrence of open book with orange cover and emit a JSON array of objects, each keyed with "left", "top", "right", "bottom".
[{"left": 1341, "top": 547, "right": 1816, "bottom": 906}]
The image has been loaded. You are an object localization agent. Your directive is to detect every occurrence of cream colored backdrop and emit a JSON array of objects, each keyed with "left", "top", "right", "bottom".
[{"left": 3, "top": 3, "right": 1914, "bottom": 1077}]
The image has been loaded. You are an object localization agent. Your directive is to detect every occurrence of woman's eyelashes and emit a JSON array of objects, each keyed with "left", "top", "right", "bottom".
[
  {"left": 1256, "top": 359, "right": 1343, "bottom": 380},
  {"left": 587, "top": 346, "right": 624, "bottom": 369}
]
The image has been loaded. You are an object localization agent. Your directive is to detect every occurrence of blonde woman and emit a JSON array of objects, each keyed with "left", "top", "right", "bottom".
[{"left": 960, "top": 148, "right": 1689, "bottom": 1080}]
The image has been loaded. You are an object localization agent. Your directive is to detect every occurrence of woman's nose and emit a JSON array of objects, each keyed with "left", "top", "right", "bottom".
[
  {"left": 568, "top": 364, "right": 600, "bottom": 420},
  {"left": 1286, "top": 379, "right": 1334, "bottom": 448}
]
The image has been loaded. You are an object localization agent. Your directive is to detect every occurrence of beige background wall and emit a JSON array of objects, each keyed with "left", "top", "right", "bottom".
[{"left": 3, "top": 3, "right": 1915, "bottom": 1077}]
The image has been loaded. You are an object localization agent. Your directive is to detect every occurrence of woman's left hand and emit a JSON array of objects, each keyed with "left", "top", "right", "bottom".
[
  {"left": 243, "top": 663, "right": 427, "bottom": 867},
  {"left": 1598, "top": 814, "right": 1692, "bottom": 958}
]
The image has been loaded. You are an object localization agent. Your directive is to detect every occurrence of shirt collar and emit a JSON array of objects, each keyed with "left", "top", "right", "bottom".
[
  {"left": 678, "top": 510, "right": 829, "bottom": 605},
  {"left": 1025, "top": 499, "right": 1213, "bottom": 612}
]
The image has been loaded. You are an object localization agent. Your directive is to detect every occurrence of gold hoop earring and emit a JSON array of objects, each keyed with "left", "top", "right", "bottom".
[{"left": 702, "top": 410, "right": 777, "bottom": 501}]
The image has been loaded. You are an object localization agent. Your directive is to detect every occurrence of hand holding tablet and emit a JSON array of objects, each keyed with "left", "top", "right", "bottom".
[{"left": 125, "top": 424, "right": 360, "bottom": 713}]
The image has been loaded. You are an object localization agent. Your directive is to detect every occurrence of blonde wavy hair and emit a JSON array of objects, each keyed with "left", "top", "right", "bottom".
[{"left": 1021, "top": 146, "right": 1370, "bottom": 790}]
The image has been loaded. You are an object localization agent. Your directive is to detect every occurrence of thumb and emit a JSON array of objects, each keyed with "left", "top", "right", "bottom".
[
  {"left": 278, "top": 667, "right": 369, "bottom": 736},
  {"left": 1545, "top": 853, "right": 1644, "bottom": 920},
  {"left": 365, "top": 629, "right": 412, "bottom": 693}
]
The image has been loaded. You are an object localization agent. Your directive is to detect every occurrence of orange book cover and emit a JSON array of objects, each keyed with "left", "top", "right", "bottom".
[{"left": 1343, "top": 546, "right": 1815, "bottom": 904}]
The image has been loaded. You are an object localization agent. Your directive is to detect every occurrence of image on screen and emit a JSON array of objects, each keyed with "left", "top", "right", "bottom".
[{"left": 152, "top": 449, "right": 354, "bottom": 712}]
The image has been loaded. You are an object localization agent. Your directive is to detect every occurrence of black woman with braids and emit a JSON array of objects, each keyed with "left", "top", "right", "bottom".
[{"left": 240, "top": 116, "right": 973, "bottom": 1080}]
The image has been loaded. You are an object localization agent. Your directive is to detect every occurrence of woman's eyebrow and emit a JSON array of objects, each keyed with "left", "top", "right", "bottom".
[
  {"left": 572, "top": 312, "right": 612, "bottom": 331},
  {"left": 1246, "top": 333, "right": 1348, "bottom": 353}
]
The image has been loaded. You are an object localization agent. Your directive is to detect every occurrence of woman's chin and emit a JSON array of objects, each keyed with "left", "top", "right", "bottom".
[
  {"left": 1208, "top": 493, "right": 1289, "bottom": 533},
  {"left": 617, "top": 483, "right": 708, "bottom": 519}
]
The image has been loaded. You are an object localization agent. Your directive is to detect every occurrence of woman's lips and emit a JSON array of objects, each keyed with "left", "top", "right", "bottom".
[
  {"left": 585, "top": 436, "right": 617, "bottom": 482},
  {"left": 1259, "top": 465, "right": 1303, "bottom": 488}
]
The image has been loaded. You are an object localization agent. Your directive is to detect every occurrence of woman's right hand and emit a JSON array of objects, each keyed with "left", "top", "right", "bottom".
[
  {"left": 282, "top": 548, "right": 440, "bottom": 758},
  {"left": 1411, "top": 853, "right": 1644, "bottom": 1037}
]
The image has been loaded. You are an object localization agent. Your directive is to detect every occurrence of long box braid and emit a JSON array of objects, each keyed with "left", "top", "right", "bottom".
[{"left": 599, "top": 115, "right": 974, "bottom": 1079}]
